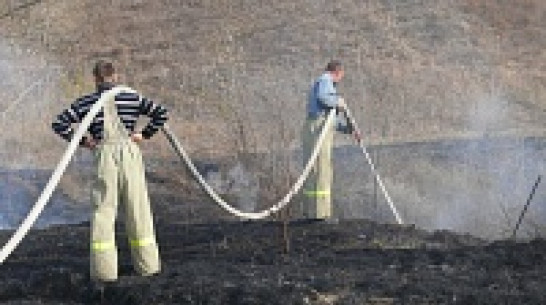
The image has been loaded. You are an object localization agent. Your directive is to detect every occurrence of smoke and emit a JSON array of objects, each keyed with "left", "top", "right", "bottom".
[
  {"left": 0, "top": 38, "right": 48, "bottom": 106},
  {"left": 226, "top": 162, "right": 260, "bottom": 212},
  {"left": 0, "top": 214, "right": 6, "bottom": 230},
  {"left": 0, "top": 36, "right": 65, "bottom": 168},
  {"left": 329, "top": 87, "right": 545, "bottom": 240},
  {"left": 383, "top": 91, "right": 545, "bottom": 240},
  {"left": 0, "top": 169, "right": 90, "bottom": 230},
  {"left": 201, "top": 160, "right": 260, "bottom": 213},
  {"left": 0, "top": 37, "right": 92, "bottom": 230},
  {"left": 431, "top": 91, "right": 545, "bottom": 239},
  {"left": 466, "top": 92, "right": 510, "bottom": 134}
]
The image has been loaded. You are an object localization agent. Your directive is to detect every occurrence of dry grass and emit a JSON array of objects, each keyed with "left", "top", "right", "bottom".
[{"left": 0, "top": 0, "right": 543, "bottom": 237}]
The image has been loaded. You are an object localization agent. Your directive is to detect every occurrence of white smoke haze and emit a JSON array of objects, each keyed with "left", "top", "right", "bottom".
[
  {"left": 1, "top": 34, "right": 542, "bottom": 240},
  {"left": 345, "top": 88, "right": 545, "bottom": 240},
  {"left": 0, "top": 214, "right": 6, "bottom": 230},
  {"left": 467, "top": 92, "right": 510, "bottom": 134},
  {"left": 0, "top": 1, "right": 543, "bottom": 242},
  {"left": 200, "top": 160, "right": 260, "bottom": 213},
  {"left": 441, "top": 91, "right": 544, "bottom": 238},
  {"left": 0, "top": 36, "right": 91, "bottom": 230}
]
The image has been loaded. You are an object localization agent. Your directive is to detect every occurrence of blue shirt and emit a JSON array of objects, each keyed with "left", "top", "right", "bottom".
[
  {"left": 306, "top": 72, "right": 353, "bottom": 134},
  {"left": 307, "top": 72, "right": 340, "bottom": 118}
]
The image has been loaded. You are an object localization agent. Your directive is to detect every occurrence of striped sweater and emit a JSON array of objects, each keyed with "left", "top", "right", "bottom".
[{"left": 52, "top": 83, "right": 168, "bottom": 143}]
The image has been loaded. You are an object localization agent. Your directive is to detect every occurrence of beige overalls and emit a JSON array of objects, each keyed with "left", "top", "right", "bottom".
[
  {"left": 90, "top": 88, "right": 160, "bottom": 281},
  {"left": 301, "top": 114, "right": 334, "bottom": 219}
]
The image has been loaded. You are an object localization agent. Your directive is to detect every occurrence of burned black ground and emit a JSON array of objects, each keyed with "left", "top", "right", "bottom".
[{"left": 1, "top": 217, "right": 545, "bottom": 305}]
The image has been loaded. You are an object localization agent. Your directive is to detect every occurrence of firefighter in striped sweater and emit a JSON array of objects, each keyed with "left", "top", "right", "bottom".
[{"left": 52, "top": 60, "right": 168, "bottom": 282}]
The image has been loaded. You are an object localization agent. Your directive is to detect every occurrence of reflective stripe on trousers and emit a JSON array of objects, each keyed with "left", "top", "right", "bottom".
[
  {"left": 130, "top": 237, "right": 156, "bottom": 248},
  {"left": 92, "top": 237, "right": 156, "bottom": 251},
  {"left": 92, "top": 241, "right": 115, "bottom": 252},
  {"left": 304, "top": 190, "right": 331, "bottom": 197}
]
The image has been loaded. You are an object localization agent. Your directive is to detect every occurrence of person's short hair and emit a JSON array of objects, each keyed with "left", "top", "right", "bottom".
[
  {"left": 325, "top": 60, "right": 343, "bottom": 72},
  {"left": 92, "top": 60, "right": 115, "bottom": 81}
]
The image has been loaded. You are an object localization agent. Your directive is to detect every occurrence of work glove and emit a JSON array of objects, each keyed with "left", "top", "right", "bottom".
[
  {"left": 336, "top": 111, "right": 353, "bottom": 135},
  {"left": 336, "top": 97, "right": 346, "bottom": 112}
]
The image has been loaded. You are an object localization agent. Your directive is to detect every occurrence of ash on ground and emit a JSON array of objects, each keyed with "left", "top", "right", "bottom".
[{"left": 1, "top": 217, "right": 545, "bottom": 305}]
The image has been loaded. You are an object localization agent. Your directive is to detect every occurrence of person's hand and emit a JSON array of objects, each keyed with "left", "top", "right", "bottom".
[
  {"left": 82, "top": 137, "right": 97, "bottom": 150},
  {"left": 336, "top": 97, "right": 347, "bottom": 113},
  {"left": 131, "top": 133, "right": 144, "bottom": 144},
  {"left": 353, "top": 130, "right": 362, "bottom": 142},
  {"left": 337, "top": 97, "right": 346, "bottom": 110}
]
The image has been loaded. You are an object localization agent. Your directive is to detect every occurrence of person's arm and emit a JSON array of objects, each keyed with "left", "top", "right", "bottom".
[
  {"left": 51, "top": 102, "right": 79, "bottom": 141},
  {"left": 51, "top": 97, "right": 97, "bottom": 148},
  {"left": 316, "top": 77, "right": 340, "bottom": 108},
  {"left": 52, "top": 98, "right": 86, "bottom": 141},
  {"left": 138, "top": 96, "right": 169, "bottom": 139}
]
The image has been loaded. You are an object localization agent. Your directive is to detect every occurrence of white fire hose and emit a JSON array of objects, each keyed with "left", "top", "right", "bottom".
[
  {"left": 162, "top": 110, "right": 337, "bottom": 220},
  {"left": 0, "top": 92, "right": 402, "bottom": 264},
  {"left": 164, "top": 106, "right": 403, "bottom": 224},
  {"left": 0, "top": 86, "right": 135, "bottom": 264},
  {"left": 344, "top": 106, "right": 404, "bottom": 225}
]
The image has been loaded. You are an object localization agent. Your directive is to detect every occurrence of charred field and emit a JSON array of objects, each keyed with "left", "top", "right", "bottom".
[
  {"left": 1, "top": 217, "right": 546, "bottom": 305},
  {"left": 0, "top": 1, "right": 544, "bottom": 304}
]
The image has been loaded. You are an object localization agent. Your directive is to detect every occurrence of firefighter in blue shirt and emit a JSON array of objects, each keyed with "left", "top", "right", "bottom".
[{"left": 302, "top": 60, "right": 359, "bottom": 219}]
